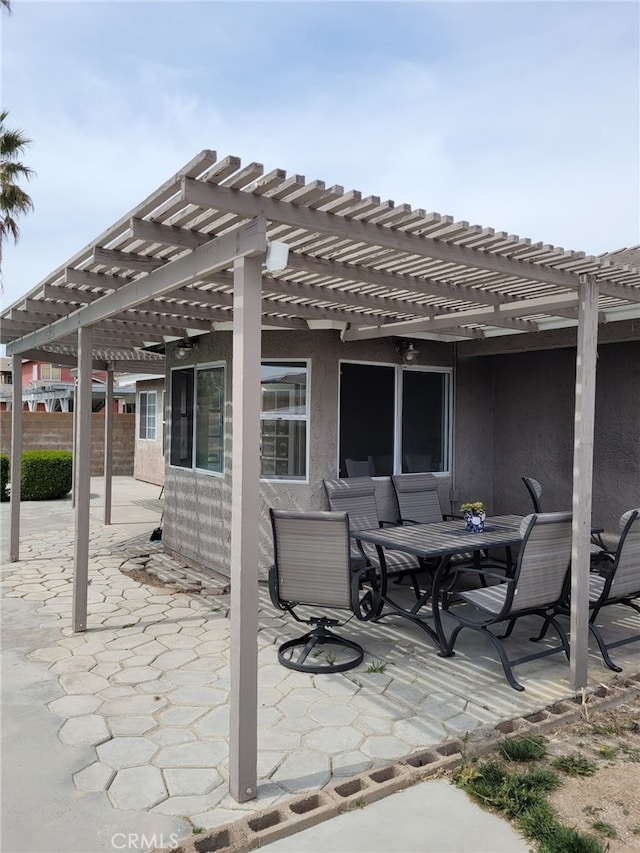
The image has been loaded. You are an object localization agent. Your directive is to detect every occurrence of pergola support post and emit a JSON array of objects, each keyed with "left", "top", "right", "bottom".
[
  {"left": 103, "top": 366, "right": 113, "bottom": 525},
  {"left": 570, "top": 275, "right": 599, "bottom": 689},
  {"left": 73, "top": 326, "right": 93, "bottom": 633},
  {"left": 9, "top": 353, "right": 22, "bottom": 561},
  {"left": 229, "top": 254, "right": 263, "bottom": 803}
]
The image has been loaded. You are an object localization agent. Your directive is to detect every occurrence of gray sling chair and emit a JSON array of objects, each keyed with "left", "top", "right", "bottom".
[
  {"left": 392, "top": 472, "right": 509, "bottom": 578},
  {"left": 533, "top": 508, "right": 640, "bottom": 672},
  {"left": 439, "top": 512, "right": 573, "bottom": 691},
  {"left": 521, "top": 476, "right": 614, "bottom": 566},
  {"left": 269, "top": 509, "right": 365, "bottom": 673},
  {"left": 323, "top": 477, "right": 426, "bottom": 608}
]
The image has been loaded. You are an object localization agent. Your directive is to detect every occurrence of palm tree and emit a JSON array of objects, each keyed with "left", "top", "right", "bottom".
[
  {"left": 1, "top": 1, "right": 11, "bottom": 13},
  {"left": 0, "top": 110, "right": 35, "bottom": 273}
]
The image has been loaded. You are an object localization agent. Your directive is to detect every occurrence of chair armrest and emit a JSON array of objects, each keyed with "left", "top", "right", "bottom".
[
  {"left": 399, "top": 518, "right": 420, "bottom": 525},
  {"left": 379, "top": 519, "right": 398, "bottom": 527},
  {"left": 445, "top": 567, "right": 514, "bottom": 585},
  {"left": 443, "top": 513, "right": 462, "bottom": 520}
]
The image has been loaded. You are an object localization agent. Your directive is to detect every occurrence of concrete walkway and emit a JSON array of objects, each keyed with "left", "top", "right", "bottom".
[{"left": 2, "top": 478, "right": 637, "bottom": 853}]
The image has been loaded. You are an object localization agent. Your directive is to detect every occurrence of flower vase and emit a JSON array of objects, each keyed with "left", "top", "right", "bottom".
[{"left": 464, "top": 510, "right": 486, "bottom": 533}]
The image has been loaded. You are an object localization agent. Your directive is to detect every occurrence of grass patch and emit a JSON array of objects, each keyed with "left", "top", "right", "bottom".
[
  {"left": 366, "top": 660, "right": 387, "bottom": 673},
  {"left": 499, "top": 735, "right": 546, "bottom": 762},
  {"left": 591, "top": 820, "right": 617, "bottom": 839},
  {"left": 455, "top": 760, "right": 603, "bottom": 853},
  {"left": 553, "top": 754, "right": 597, "bottom": 777}
]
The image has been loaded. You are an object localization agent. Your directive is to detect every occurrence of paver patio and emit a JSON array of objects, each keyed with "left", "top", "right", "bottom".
[{"left": 2, "top": 479, "right": 639, "bottom": 837}]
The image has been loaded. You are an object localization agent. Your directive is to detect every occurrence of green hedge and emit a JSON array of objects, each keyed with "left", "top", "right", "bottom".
[
  {"left": 1, "top": 450, "right": 73, "bottom": 501},
  {"left": 0, "top": 454, "right": 8, "bottom": 502}
]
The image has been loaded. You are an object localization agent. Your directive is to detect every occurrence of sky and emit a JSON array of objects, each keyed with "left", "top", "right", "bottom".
[{"left": 1, "top": 0, "right": 639, "bottom": 313}]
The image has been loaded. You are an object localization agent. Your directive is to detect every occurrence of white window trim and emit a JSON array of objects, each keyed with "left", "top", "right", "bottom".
[
  {"left": 259, "top": 358, "right": 311, "bottom": 485},
  {"left": 193, "top": 361, "right": 226, "bottom": 478},
  {"left": 139, "top": 390, "right": 157, "bottom": 441}
]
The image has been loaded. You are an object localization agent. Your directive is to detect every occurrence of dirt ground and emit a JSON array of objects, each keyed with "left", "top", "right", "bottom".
[
  {"left": 543, "top": 694, "right": 640, "bottom": 851},
  {"left": 460, "top": 693, "right": 640, "bottom": 851}
]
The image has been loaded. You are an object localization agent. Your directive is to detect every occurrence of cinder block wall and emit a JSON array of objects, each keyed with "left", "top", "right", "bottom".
[{"left": 0, "top": 412, "right": 135, "bottom": 475}]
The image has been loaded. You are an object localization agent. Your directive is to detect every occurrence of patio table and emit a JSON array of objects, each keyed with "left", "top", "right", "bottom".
[{"left": 353, "top": 514, "right": 524, "bottom": 651}]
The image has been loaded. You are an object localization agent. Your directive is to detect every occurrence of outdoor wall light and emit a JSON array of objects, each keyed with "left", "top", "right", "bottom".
[
  {"left": 395, "top": 340, "right": 420, "bottom": 365},
  {"left": 174, "top": 338, "right": 197, "bottom": 360},
  {"left": 265, "top": 241, "right": 290, "bottom": 274}
]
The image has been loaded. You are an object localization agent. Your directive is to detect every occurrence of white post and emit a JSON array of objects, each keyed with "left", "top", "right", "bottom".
[
  {"left": 103, "top": 367, "right": 113, "bottom": 525},
  {"left": 73, "top": 326, "right": 93, "bottom": 633},
  {"left": 9, "top": 354, "right": 22, "bottom": 561},
  {"left": 570, "top": 275, "right": 599, "bottom": 688},
  {"left": 229, "top": 254, "right": 263, "bottom": 803}
]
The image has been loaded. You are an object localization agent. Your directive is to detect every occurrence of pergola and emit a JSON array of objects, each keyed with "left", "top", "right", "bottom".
[{"left": 3, "top": 150, "right": 640, "bottom": 802}]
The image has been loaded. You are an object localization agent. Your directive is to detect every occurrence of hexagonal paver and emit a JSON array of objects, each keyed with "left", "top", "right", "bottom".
[
  {"left": 73, "top": 761, "right": 115, "bottom": 792},
  {"left": 59, "top": 672, "right": 110, "bottom": 695},
  {"left": 112, "top": 666, "right": 161, "bottom": 684},
  {"left": 169, "top": 686, "right": 227, "bottom": 707},
  {"left": 58, "top": 715, "right": 111, "bottom": 747},
  {"left": 271, "top": 750, "right": 331, "bottom": 793},
  {"left": 155, "top": 741, "right": 228, "bottom": 769},
  {"left": 360, "top": 735, "right": 410, "bottom": 761},
  {"left": 27, "top": 646, "right": 71, "bottom": 663},
  {"left": 109, "top": 716, "right": 157, "bottom": 736},
  {"left": 393, "top": 717, "right": 447, "bottom": 746},
  {"left": 304, "top": 726, "right": 362, "bottom": 754},
  {"left": 157, "top": 706, "right": 206, "bottom": 727},
  {"left": 97, "top": 736, "right": 158, "bottom": 768},
  {"left": 108, "top": 766, "right": 168, "bottom": 810},
  {"left": 49, "top": 694, "right": 102, "bottom": 718},
  {"left": 98, "top": 695, "right": 166, "bottom": 716},
  {"left": 148, "top": 728, "right": 196, "bottom": 747},
  {"left": 152, "top": 649, "right": 198, "bottom": 670},
  {"left": 163, "top": 768, "right": 222, "bottom": 796},
  {"left": 308, "top": 701, "right": 358, "bottom": 726}
]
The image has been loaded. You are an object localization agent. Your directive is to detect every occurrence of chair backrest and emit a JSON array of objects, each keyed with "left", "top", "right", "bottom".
[
  {"left": 345, "top": 458, "right": 372, "bottom": 478},
  {"left": 323, "top": 477, "right": 379, "bottom": 533},
  {"left": 404, "top": 453, "right": 432, "bottom": 473},
  {"left": 391, "top": 472, "right": 444, "bottom": 524},
  {"left": 270, "top": 510, "right": 353, "bottom": 609},
  {"left": 522, "top": 477, "right": 543, "bottom": 513},
  {"left": 608, "top": 508, "right": 640, "bottom": 599},
  {"left": 509, "top": 512, "right": 573, "bottom": 613}
]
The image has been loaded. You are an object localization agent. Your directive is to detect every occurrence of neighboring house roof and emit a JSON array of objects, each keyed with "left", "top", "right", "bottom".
[{"left": 1, "top": 150, "right": 639, "bottom": 365}]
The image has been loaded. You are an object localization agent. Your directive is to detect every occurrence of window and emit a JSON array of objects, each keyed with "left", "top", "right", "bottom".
[
  {"left": 139, "top": 391, "right": 157, "bottom": 440},
  {"left": 40, "top": 364, "right": 61, "bottom": 380},
  {"left": 339, "top": 361, "right": 451, "bottom": 477},
  {"left": 169, "top": 364, "right": 225, "bottom": 473},
  {"left": 260, "top": 361, "right": 308, "bottom": 480}
]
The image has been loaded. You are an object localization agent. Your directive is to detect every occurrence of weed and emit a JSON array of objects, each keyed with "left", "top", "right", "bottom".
[
  {"left": 583, "top": 805, "right": 601, "bottom": 816},
  {"left": 354, "top": 798, "right": 366, "bottom": 809},
  {"left": 191, "top": 826, "right": 204, "bottom": 835},
  {"left": 456, "top": 760, "right": 601, "bottom": 853},
  {"left": 553, "top": 754, "right": 597, "bottom": 777},
  {"left": 631, "top": 824, "right": 640, "bottom": 835},
  {"left": 366, "top": 660, "right": 387, "bottom": 674},
  {"left": 499, "top": 736, "right": 546, "bottom": 762},
  {"left": 591, "top": 820, "right": 617, "bottom": 838},
  {"left": 597, "top": 746, "right": 617, "bottom": 760},
  {"left": 325, "top": 652, "right": 336, "bottom": 666},
  {"left": 311, "top": 650, "right": 322, "bottom": 658},
  {"left": 122, "top": 623, "right": 136, "bottom": 629},
  {"left": 622, "top": 746, "right": 640, "bottom": 762}
]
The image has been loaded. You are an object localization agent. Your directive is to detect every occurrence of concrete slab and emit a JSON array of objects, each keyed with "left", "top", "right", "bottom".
[{"left": 260, "top": 779, "right": 529, "bottom": 852}]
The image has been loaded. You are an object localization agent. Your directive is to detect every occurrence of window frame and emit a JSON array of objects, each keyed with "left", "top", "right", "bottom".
[
  {"left": 259, "top": 358, "right": 311, "bottom": 484},
  {"left": 138, "top": 390, "right": 157, "bottom": 441},
  {"left": 168, "top": 362, "right": 226, "bottom": 477},
  {"left": 337, "top": 359, "right": 453, "bottom": 476}
]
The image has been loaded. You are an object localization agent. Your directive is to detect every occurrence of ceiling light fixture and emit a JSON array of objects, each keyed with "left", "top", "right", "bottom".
[{"left": 174, "top": 338, "right": 197, "bottom": 361}]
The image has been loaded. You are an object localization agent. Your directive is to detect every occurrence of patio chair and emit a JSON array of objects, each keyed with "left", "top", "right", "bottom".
[
  {"left": 391, "top": 472, "right": 455, "bottom": 525},
  {"left": 439, "top": 512, "right": 573, "bottom": 691},
  {"left": 368, "top": 454, "right": 393, "bottom": 476},
  {"left": 535, "top": 508, "right": 640, "bottom": 672},
  {"left": 521, "top": 476, "right": 614, "bottom": 565},
  {"left": 323, "top": 476, "right": 426, "bottom": 604},
  {"left": 403, "top": 453, "right": 432, "bottom": 473},
  {"left": 269, "top": 509, "right": 365, "bottom": 673},
  {"left": 345, "top": 458, "right": 372, "bottom": 478}
]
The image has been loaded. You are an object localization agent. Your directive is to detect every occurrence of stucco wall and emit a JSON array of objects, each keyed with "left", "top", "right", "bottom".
[
  {"left": 133, "top": 379, "right": 165, "bottom": 486},
  {"left": 0, "top": 411, "right": 135, "bottom": 475},
  {"left": 163, "top": 329, "right": 453, "bottom": 577},
  {"left": 456, "top": 340, "right": 640, "bottom": 534}
]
